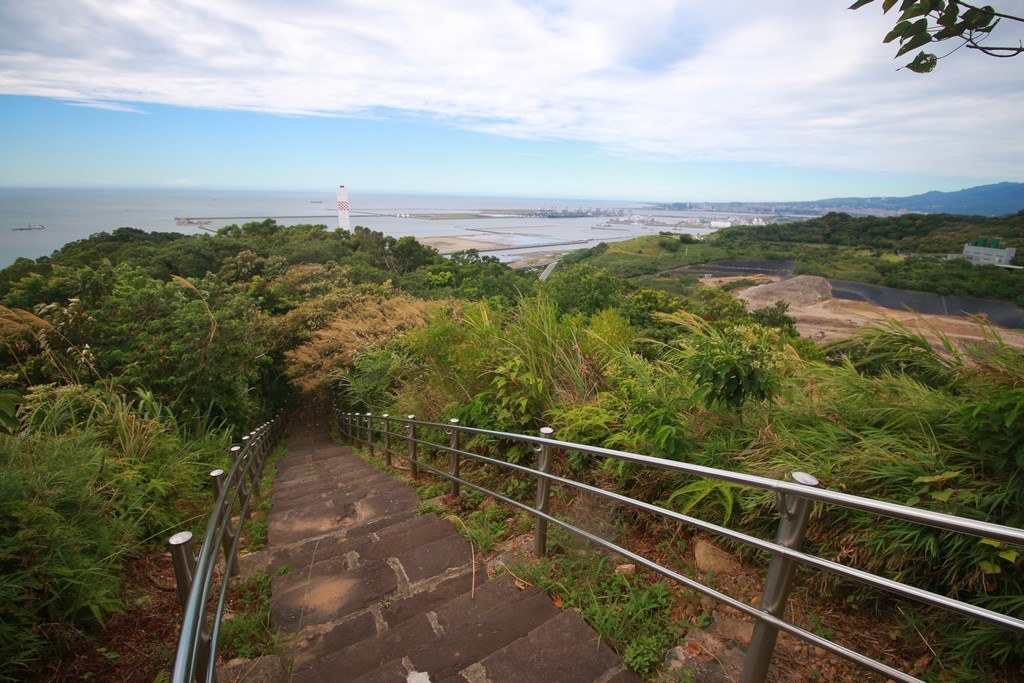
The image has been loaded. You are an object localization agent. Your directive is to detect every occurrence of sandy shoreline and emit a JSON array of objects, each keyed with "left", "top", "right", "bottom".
[{"left": 419, "top": 235, "right": 507, "bottom": 254}]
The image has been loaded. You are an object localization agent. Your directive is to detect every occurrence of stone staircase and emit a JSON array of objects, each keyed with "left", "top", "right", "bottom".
[{"left": 247, "top": 406, "right": 641, "bottom": 682}]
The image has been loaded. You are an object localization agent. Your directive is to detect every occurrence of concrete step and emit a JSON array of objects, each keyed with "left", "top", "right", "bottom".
[
  {"left": 267, "top": 474, "right": 419, "bottom": 547},
  {"left": 291, "top": 574, "right": 557, "bottom": 682},
  {"left": 261, "top": 406, "right": 643, "bottom": 683},
  {"left": 270, "top": 523, "right": 472, "bottom": 630},
  {"left": 449, "top": 608, "right": 643, "bottom": 683},
  {"left": 273, "top": 452, "right": 376, "bottom": 486},
  {"left": 271, "top": 469, "right": 393, "bottom": 511},
  {"left": 288, "top": 568, "right": 476, "bottom": 671},
  {"left": 264, "top": 511, "right": 439, "bottom": 574}
]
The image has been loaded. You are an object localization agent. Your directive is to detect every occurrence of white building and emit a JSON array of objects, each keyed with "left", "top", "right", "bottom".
[{"left": 962, "top": 238, "right": 1016, "bottom": 265}]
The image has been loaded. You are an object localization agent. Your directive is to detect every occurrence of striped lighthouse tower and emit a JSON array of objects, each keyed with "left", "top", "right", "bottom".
[{"left": 337, "top": 185, "right": 350, "bottom": 231}]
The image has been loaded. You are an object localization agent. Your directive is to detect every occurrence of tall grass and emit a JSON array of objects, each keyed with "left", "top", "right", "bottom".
[
  {"left": 350, "top": 304, "right": 1024, "bottom": 675},
  {"left": 0, "top": 384, "right": 232, "bottom": 680}
]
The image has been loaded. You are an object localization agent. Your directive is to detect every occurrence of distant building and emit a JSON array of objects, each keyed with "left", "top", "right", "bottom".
[{"left": 962, "top": 237, "right": 1016, "bottom": 265}]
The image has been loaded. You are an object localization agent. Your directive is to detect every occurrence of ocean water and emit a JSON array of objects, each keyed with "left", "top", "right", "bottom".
[{"left": 0, "top": 187, "right": 725, "bottom": 269}]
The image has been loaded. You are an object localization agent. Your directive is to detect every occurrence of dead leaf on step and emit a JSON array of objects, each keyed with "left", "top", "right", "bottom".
[
  {"left": 687, "top": 641, "right": 703, "bottom": 655},
  {"left": 552, "top": 594, "right": 564, "bottom": 608},
  {"left": 514, "top": 578, "right": 530, "bottom": 590}
]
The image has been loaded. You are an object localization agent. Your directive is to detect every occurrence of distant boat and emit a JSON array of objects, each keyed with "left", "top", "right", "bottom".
[{"left": 11, "top": 223, "right": 45, "bottom": 231}]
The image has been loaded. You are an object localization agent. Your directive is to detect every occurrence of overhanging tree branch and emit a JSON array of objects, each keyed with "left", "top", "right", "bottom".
[{"left": 850, "top": 0, "right": 1024, "bottom": 71}]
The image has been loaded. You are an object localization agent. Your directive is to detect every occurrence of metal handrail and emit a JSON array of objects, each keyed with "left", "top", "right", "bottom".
[
  {"left": 168, "top": 416, "right": 283, "bottom": 683},
  {"left": 337, "top": 411, "right": 1024, "bottom": 683}
]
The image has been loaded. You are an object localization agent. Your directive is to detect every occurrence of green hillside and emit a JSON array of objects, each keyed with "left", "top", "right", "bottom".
[{"left": 0, "top": 217, "right": 1021, "bottom": 681}]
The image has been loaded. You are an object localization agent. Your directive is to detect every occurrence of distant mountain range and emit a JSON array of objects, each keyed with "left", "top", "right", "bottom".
[
  {"left": 813, "top": 182, "right": 1024, "bottom": 217},
  {"left": 662, "top": 182, "right": 1024, "bottom": 217}
]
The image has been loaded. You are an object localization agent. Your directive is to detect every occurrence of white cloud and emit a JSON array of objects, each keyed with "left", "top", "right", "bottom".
[
  {"left": 0, "top": 0, "right": 1021, "bottom": 181},
  {"left": 64, "top": 99, "right": 148, "bottom": 113}
]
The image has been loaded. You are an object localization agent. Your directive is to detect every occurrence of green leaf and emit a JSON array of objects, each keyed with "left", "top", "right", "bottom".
[
  {"left": 905, "top": 52, "right": 938, "bottom": 72},
  {"left": 979, "top": 538, "right": 1003, "bottom": 548},
  {"left": 938, "top": 1, "right": 960, "bottom": 27},
  {"left": 896, "top": 30, "right": 934, "bottom": 58},
  {"left": 963, "top": 7, "right": 996, "bottom": 28},
  {"left": 883, "top": 0, "right": 899, "bottom": 12},
  {"left": 898, "top": 1, "right": 932, "bottom": 21},
  {"left": 884, "top": 20, "right": 913, "bottom": 43},
  {"left": 998, "top": 550, "right": 1020, "bottom": 563},
  {"left": 848, "top": 0, "right": 876, "bottom": 8},
  {"left": 930, "top": 488, "right": 954, "bottom": 502}
]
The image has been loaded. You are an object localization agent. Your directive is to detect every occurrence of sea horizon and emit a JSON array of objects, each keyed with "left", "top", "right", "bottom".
[{"left": 0, "top": 187, "right": 715, "bottom": 269}]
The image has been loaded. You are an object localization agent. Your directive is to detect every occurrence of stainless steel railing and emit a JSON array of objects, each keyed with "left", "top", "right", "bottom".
[
  {"left": 337, "top": 411, "right": 1024, "bottom": 683},
  {"left": 168, "top": 416, "right": 283, "bottom": 683}
]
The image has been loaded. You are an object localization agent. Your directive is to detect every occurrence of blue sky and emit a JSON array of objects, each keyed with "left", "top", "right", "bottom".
[{"left": 1, "top": 1, "right": 1021, "bottom": 202}]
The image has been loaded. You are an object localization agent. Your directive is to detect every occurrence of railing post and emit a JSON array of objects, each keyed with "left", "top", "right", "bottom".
[
  {"left": 229, "top": 445, "right": 245, "bottom": 513},
  {"left": 533, "top": 426, "right": 555, "bottom": 558},
  {"left": 168, "top": 531, "right": 197, "bottom": 614},
  {"left": 447, "top": 418, "right": 460, "bottom": 497},
  {"left": 168, "top": 531, "right": 213, "bottom": 683},
  {"left": 353, "top": 413, "right": 361, "bottom": 443},
  {"left": 741, "top": 472, "right": 820, "bottom": 683},
  {"left": 209, "top": 468, "right": 240, "bottom": 577},
  {"left": 366, "top": 413, "right": 375, "bottom": 457},
  {"left": 406, "top": 415, "right": 418, "bottom": 479},
  {"left": 252, "top": 424, "right": 271, "bottom": 489},
  {"left": 382, "top": 414, "right": 392, "bottom": 467},
  {"left": 247, "top": 430, "right": 262, "bottom": 500}
]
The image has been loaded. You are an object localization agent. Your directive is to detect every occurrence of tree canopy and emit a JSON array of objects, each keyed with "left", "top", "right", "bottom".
[{"left": 850, "top": 0, "right": 1024, "bottom": 72}]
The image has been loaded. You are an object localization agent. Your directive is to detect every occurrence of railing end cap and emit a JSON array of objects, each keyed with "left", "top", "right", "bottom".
[
  {"left": 792, "top": 471, "right": 820, "bottom": 487},
  {"left": 169, "top": 531, "right": 193, "bottom": 546}
]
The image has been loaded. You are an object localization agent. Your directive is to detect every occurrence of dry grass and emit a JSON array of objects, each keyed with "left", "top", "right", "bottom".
[{"left": 285, "top": 294, "right": 447, "bottom": 392}]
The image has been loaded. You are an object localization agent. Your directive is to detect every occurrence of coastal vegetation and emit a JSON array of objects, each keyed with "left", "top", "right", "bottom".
[
  {"left": 0, "top": 213, "right": 1022, "bottom": 680},
  {"left": 565, "top": 211, "right": 1024, "bottom": 306}
]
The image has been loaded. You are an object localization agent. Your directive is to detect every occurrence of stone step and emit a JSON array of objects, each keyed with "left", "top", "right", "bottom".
[
  {"left": 274, "top": 451, "right": 374, "bottom": 484},
  {"left": 288, "top": 568, "right": 476, "bottom": 671},
  {"left": 270, "top": 524, "right": 472, "bottom": 630},
  {"left": 271, "top": 469, "right": 393, "bottom": 511},
  {"left": 291, "top": 574, "right": 557, "bottom": 682},
  {"left": 267, "top": 477, "right": 420, "bottom": 548},
  {"left": 264, "top": 511, "right": 440, "bottom": 574},
  {"left": 270, "top": 513, "right": 459, "bottom": 581},
  {"left": 258, "top": 408, "right": 643, "bottom": 683},
  {"left": 445, "top": 608, "right": 643, "bottom": 683}
]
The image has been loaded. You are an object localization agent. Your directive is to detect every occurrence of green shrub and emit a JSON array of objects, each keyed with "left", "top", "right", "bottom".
[{"left": 0, "top": 386, "right": 232, "bottom": 678}]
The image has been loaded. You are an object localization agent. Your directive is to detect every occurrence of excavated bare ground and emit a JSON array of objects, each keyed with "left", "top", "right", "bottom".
[
  {"left": 738, "top": 275, "right": 834, "bottom": 311},
  {"left": 704, "top": 274, "right": 1024, "bottom": 349}
]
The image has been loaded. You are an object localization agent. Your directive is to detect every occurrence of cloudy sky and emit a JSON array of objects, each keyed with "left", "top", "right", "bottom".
[{"left": 0, "top": 0, "right": 1021, "bottom": 201}]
